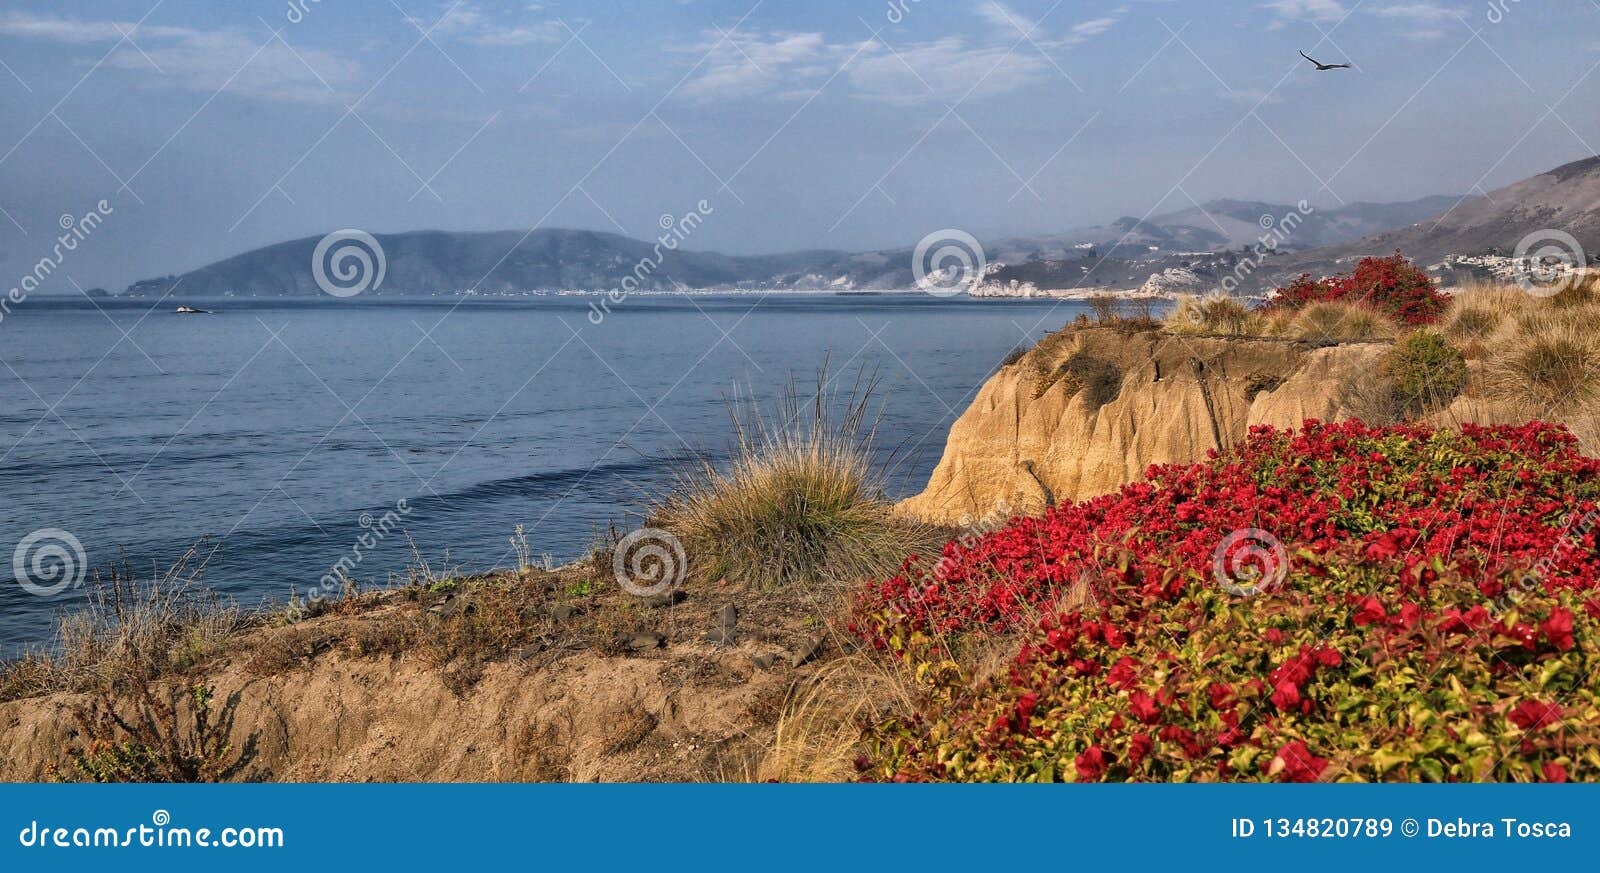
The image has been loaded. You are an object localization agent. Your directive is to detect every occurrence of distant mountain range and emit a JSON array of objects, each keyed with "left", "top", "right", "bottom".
[
  {"left": 1268, "top": 155, "right": 1600, "bottom": 286},
  {"left": 123, "top": 156, "right": 1600, "bottom": 299},
  {"left": 986, "top": 195, "right": 1460, "bottom": 263},
  {"left": 124, "top": 229, "right": 888, "bottom": 298}
]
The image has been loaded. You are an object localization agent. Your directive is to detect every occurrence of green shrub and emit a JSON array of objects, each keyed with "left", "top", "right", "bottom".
[{"left": 1384, "top": 330, "right": 1468, "bottom": 416}]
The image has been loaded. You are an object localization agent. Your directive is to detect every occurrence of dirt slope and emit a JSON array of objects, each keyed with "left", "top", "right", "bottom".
[{"left": 0, "top": 582, "right": 844, "bottom": 783}]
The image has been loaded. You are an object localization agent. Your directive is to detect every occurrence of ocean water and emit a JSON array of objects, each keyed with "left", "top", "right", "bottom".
[{"left": 0, "top": 293, "right": 1089, "bottom": 654}]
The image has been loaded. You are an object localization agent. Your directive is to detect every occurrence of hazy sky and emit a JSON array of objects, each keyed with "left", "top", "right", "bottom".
[{"left": 2, "top": 0, "right": 1597, "bottom": 292}]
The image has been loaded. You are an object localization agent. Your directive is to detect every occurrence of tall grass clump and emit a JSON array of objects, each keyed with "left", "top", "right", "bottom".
[
  {"left": 1483, "top": 315, "right": 1600, "bottom": 413},
  {"left": 0, "top": 546, "right": 241, "bottom": 702},
  {"left": 649, "top": 369, "right": 927, "bottom": 592},
  {"left": 1289, "top": 300, "right": 1399, "bottom": 344},
  {"left": 1442, "top": 283, "right": 1526, "bottom": 347},
  {"left": 1549, "top": 274, "right": 1600, "bottom": 309},
  {"left": 1164, "top": 293, "right": 1255, "bottom": 336}
]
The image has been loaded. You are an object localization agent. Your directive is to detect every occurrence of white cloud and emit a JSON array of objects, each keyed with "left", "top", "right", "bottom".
[
  {"left": 676, "top": 3, "right": 1122, "bottom": 105},
  {"left": 1372, "top": 2, "right": 1459, "bottom": 22},
  {"left": 1369, "top": 3, "right": 1460, "bottom": 39},
  {"left": 978, "top": 2, "right": 1127, "bottom": 48},
  {"left": 0, "top": 12, "right": 193, "bottom": 43},
  {"left": 1067, "top": 15, "right": 1121, "bottom": 43},
  {"left": 676, "top": 31, "right": 849, "bottom": 101},
  {"left": 411, "top": 2, "right": 563, "bottom": 46},
  {"left": 1264, "top": 0, "right": 1348, "bottom": 23},
  {"left": 847, "top": 37, "right": 1055, "bottom": 105},
  {"left": 0, "top": 12, "right": 359, "bottom": 104}
]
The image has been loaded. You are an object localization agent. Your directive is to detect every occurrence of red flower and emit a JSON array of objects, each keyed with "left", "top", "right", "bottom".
[
  {"left": 1508, "top": 700, "right": 1563, "bottom": 730},
  {"left": 1542, "top": 762, "right": 1569, "bottom": 783},
  {"left": 1270, "top": 741, "right": 1327, "bottom": 782},
  {"left": 1107, "top": 656, "right": 1140, "bottom": 690},
  {"left": 1353, "top": 596, "right": 1387, "bottom": 626},
  {"left": 1128, "top": 733, "right": 1153, "bottom": 765},
  {"left": 1128, "top": 690, "right": 1162, "bottom": 724},
  {"left": 1270, "top": 679, "right": 1301, "bottom": 711},
  {"left": 1207, "top": 682, "right": 1234, "bottom": 710},
  {"left": 1541, "top": 608, "right": 1575, "bottom": 651},
  {"left": 1075, "top": 745, "right": 1108, "bottom": 781}
]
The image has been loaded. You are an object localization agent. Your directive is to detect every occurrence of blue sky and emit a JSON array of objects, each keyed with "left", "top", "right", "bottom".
[{"left": 1, "top": 0, "right": 1597, "bottom": 291}]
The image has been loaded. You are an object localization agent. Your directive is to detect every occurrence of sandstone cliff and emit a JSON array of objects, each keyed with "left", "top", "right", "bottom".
[{"left": 898, "top": 328, "right": 1392, "bottom": 525}]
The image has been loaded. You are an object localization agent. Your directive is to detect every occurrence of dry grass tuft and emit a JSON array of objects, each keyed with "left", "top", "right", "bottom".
[
  {"left": 649, "top": 369, "right": 933, "bottom": 592},
  {"left": 1164, "top": 293, "right": 1257, "bottom": 336},
  {"left": 1289, "top": 300, "right": 1400, "bottom": 344},
  {"left": 1482, "top": 316, "right": 1600, "bottom": 414},
  {"left": 1441, "top": 284, "right": 1529, "bottom": 348},
  {"left": 1, "top": 547, "right": 244, "bottom": 701},
  {"left": 1549, "top": 274, "right": 1600, "bottom": 309},
  {"left": 756, "top": 654, "right": 918, "bottom": 782}
]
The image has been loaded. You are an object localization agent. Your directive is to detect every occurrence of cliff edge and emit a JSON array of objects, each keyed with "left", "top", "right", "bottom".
[{"left": 897, "top": 327, "right": 1391, "bottom": 525}]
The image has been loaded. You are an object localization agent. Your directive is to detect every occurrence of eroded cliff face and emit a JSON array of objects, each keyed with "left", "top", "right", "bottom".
[{"left": 897, "top": 328, "right": 1391, "bottom": 525}]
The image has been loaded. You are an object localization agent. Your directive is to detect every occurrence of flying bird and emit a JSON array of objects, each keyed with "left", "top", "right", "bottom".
[{"left": 1299, "top": 50, "right": 1351, "bottom": 71}]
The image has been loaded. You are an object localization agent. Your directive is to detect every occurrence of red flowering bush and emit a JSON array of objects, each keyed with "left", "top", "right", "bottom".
[
  {"left": 854, "top": 421, "right": 1600, "bottom": 782},
  {"left": 1268, "top": 252, "right": 1448, "bottom": 325}
]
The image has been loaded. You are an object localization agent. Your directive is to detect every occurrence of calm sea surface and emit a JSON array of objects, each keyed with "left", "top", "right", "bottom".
[{"left": 0, "top": 293, "right": 1091, "bottom": 654}]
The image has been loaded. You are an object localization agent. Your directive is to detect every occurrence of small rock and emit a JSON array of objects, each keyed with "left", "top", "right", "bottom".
[
  {"left": 715, "top": 603, "right": 738, "bottom": 628},
  {"left": 625, "top": 632, "right": 666, "bottom": 651},
  {"left": 702, "top": 625, "right": 738, "bottom": 645},
  {"left": 437, "top": 595, "right": 467, "bottom": 620},
  {"left": 790, "top": 636, "right": 825, "bottom": 668},
  {"left": 550, "top": 603, "right": 583, "bottom": 622},
  {"left": 641, "top": 590, "right": 687, "bottom": 609},
  {"left": 750, "top": 653, "right": 776, "bottom": 670}
]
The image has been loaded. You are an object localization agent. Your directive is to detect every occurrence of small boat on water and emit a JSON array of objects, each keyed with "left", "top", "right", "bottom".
[{"left": 174, "top": 305, "right": 210, "bottom": 314}]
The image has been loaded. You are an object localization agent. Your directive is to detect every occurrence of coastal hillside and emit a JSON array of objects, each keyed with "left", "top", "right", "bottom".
[
  {"left": 974, "top": 156, "right": 1600, "bottom": 298},
  {"left": 1273, "top": 155, "right": 1600, "bottom": 287},
  {"left": 119, "top": 194, "right": 1454, "bottom": 298},
  {"left": 123, "top": 228, "right": 888, "bottom": 297},
  {"left": 989, "top": 195, "right": 1459, "bottom": 263}
]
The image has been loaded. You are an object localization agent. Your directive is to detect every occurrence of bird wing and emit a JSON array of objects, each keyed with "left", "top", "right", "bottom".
[{"left": 1299, "top": 50, "right": 1318, "bottom": 64}]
